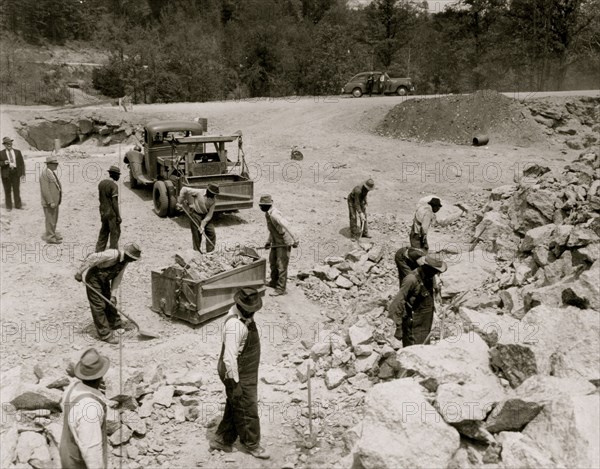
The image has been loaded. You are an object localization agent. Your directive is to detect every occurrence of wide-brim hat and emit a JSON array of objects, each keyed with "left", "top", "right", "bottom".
[
  {"left": 234, "top": 287, "right": 263, "bottom": 313},
  {"left": 259, "top": 194, "right": 273, "bottom": 205},
  {"left": 207, "top": 183, "right": 220, "bottom": 195},
  {"left": 428, "top": 197, "right": 442, "bottom": 208},
  {"left": 46, "top": 155, "right": 59, "bottom": 164},
  {"left": 2, "top": 137, "right": 13, "bottom": 144},
  {"left": 74, "top": 348, "right": 110, "bottom": 380},
  {"left": 108, "top": 165, "right": 121, "bottom": 174},
  {"left": 123, "top": 242, "right": 141, "bottom": 260},
  {"left": 417, "top": 255, "right": 447, "bottom": 273},
  {"left": 363, "top": 179, "right": 375, "bottom": 190}
]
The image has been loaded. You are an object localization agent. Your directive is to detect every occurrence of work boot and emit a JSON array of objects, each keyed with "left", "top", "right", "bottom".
[
  {"left": 244, "top": 445, "right": 270, "bottom": 459},
  {"left": 362, "top": 233, "right": 372, "bottom": 238},
  {"left": 209, "top": 439, "right": 233, "bottom": 453},
  {"left": 102, "top": 333, "right": 119, "bottom": 345},
  {"left": 269, "top": 290, "right": 285, "bottom": 297},
  {"left": 267, "top": 281, "right": 277, "bottom": 288}
]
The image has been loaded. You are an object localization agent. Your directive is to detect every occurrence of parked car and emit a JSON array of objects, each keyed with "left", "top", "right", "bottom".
[{"left": 341, "top": 72, "right": 415, "bottom": 97}]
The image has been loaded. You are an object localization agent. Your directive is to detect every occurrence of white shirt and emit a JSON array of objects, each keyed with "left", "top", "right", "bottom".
[
  {"left": 221, "top": 305, "right": 251, "bottom": 382},
  {"left": 77, "top": 249, "right": 128, "bottom": 291},
  {"left": 412, "top": 204, "right": 435, "bottom": 236},
  {"left": 7, "top": 149, "right": 16, "bottom": 168}
]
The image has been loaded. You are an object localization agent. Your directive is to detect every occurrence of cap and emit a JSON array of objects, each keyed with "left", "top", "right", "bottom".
[
  {"left": 429, "top": 197, "right": 442, "bottom": 208},
  {"left": 259, "top": 194, "right": 273, "bottom": 205},
  {"left": 363, "top": 179, "right": 375, "bottom": 190},
  {"left": 108, "top": 165, "right": 121, "bottom": 174},
  {"left": 207, "top": 183, "right": 220, "bottom": 195},
  {"left": 123, "top": 242, "right": 141, "bottom": 260},
  {"left": 46, "top": 155, "right": 59, "bottom": 164},
  {"left": 2, "top": 137, "right": 13, "bottom": 144},
  {"left": 234, "top": 287, "right": 263, "bottom": 313},
  {"left": 417, "top": 255, "right": 447, "bottom": 273},
  {"left": 74, "top": 348, "right": 110, "bottom": 381}
]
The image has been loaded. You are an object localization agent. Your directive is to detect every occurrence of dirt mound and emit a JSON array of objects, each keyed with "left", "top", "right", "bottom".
[{"left": 376, "top": 90, "right": 547, "bottom": 146}]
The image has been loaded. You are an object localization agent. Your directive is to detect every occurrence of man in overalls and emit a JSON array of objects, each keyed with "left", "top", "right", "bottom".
[
  {"left": 74, "top": 243, "right": 141, "bottom": 344},
  {"left": 388, "top": 255, "right": 447, "bottom": 346},
  {"left": 60, "top": 348, "right": 110, "bottom": 469},
  {"left": 210, "top": 288, "right": 270, "bottom": 459}
]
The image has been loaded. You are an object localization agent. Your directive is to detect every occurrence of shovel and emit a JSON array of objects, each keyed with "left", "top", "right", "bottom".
[
  {"left": 180, "top": 203, "right": 215, "bottom": 251},
  {"left": 83, "top": 281, "right": 160, "bottom": 339}
]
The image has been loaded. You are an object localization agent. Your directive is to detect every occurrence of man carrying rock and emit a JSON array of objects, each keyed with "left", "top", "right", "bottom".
[
  {"left": 410, "top": 197, "right": 442, "bottom": 250},
  {"left": 210, "top": 288, "right": 270, "bottom": 459},
  {"left": 394, "top": 246, "right": 425, "bottom": 289},
  {"left": 177, "top": 183, "right": 219, "bottom": 253},
  {"left": 348, "top": 179, "right": 374, "bottom": 241},
  {"left": 40, "top": 155, "right": 62, "bottom": 244},
  {"left": 60, "top": 348, "right": 110, "bottom": 469},
  {"left": 0, "top": 136, "right": 25, "bottom": 211},
  {"left": 74, "top": 243, "right": 141, "bottom": 344},
  {"left": 259, "top": 194, "right": 299, "bottom": 296},
  {"left": 96, "top": 165, "right": 122, "bottom": 252},
  {"left": 388, "top": 255, "right": 447, "bottom": 346}
]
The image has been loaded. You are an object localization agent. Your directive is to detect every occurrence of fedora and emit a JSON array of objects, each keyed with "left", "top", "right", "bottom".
[
  {"left": 259, "top": 194, "right": 273, "bottom": 205},
  {"left": 207, "top": 183, "right": 220, "bottom": 195},
  {"left": 417, "top": 255, "right": 447, "bottom": 273},
  {"left": 428, "top": 197, "right": 442, "bottom": 208},
  {"left": 74, "top": 348, "right": 110, "bottom": 381},
  {"left": 234, "top": 287, "right": 263, "bottom": 313},
  {"left": 363, "top": 179, "right": 375, "bottom": 190},
  {"left": 46, "top": 155, "right": 59, "bottom": 164},
  {"left": 2, "top": 137, "right": 13, "bottom": 145},
  {"left": 108, "top": 165, "right": 121, "bottom": 174},
  {"left": 124, "top": 242, "right": 141, "bottom": 260}
]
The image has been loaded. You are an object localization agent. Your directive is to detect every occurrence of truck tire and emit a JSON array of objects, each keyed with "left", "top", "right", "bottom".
[
  {"left": 164, "top": 180, "right": 178, "bottom": 217},
  {"left": 129, "top": 167, "right": 139, "bottom": 189},
  {"left": 153, "top": 181, "right": 169, "bottom": 217},
  {"left": 352, "top": 88, "right": 363, "bottom": 98},
  {"left": 396, "top": 86, "right": 408, "bottom": 96}
]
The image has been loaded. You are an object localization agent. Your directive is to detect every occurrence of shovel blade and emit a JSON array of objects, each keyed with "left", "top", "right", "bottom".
[{"left": 239, "top": 246, "right": 260, "bottom": 260}]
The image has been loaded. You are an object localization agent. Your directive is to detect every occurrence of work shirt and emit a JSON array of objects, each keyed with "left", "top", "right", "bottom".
[
  {"left": 221, "top": 305, "right": 251, "bottom": 383},
  {"left": 77, "top": 249, "right": 127, "bottom": 291},
  {"left": 412, "top": 204, "right": 435, "bottom": 237},
  {"left": 60, "top": 380, "right": 107, "bottom": 469},
  {"left": 347, "top": 185, "right": 367, "bottom": 213},
  {"left": 265, "top": 206, "right": 297, "bottom": 246},
  {"left": 98, "top": 179, "right": 118, "bottom": 218},
  {"left": 395, "top": 268, "right": 435, "bottom": 318},
  {"left": 178, "top": 187, "right": 215, "bottom": 222}
]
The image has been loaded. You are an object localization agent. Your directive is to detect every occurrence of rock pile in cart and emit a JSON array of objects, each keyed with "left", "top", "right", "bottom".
[{"left": 163, "top": 249, "right": 255, "bottom": 281}]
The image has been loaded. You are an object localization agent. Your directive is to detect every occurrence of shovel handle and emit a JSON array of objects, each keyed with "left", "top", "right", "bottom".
[
  {"left": 82, "top": 280, "right": 140, "bottom": 330},
  {"left": 180, "top": 204, "right": 215, "bottom": 249}
]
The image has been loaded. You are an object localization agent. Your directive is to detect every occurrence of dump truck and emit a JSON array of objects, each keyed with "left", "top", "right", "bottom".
[{"left": 124, "top": 120, "right": 254, "bottom": 217}]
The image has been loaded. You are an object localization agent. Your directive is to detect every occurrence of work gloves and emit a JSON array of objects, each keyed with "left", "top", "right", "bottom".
[
  {"left": 225, "top": 378, "right": 243, "bottom": 402},
  {"left": 74, "top": 272, "right": 83, "bottom": 282}
]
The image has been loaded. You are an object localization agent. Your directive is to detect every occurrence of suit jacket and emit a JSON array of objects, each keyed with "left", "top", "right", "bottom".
[
  {"left": 0, "top": 148, "right": 25, "bottom": 179},
  {"left": 40, "top": 167, "right": 62, "bottom": 207}
]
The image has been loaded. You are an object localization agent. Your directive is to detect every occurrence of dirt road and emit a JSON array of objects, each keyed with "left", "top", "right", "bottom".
[{"left": 0, "top": 92, "right": 592, "bottom": 467}]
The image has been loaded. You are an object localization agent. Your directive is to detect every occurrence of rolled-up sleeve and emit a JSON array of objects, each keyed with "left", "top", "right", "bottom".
[{"left": 222, "top": 318, "right": 247, "bottom": 382}]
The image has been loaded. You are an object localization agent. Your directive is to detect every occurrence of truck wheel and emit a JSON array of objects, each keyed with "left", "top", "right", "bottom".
[
  {"left": 164, "top": 180, "right": 178, "bottom": 217},
  {"left": 352, "top": 88, "right": 363, "bottom": 98},
  {"left": 396, "top": 86, "right": 408, "bottom": 96},
  {"left": 153, "top": 181, "right": 169, "bottom": 217},
  {"left": 129, "top": 168, "right": 139, "bottom": 189}
]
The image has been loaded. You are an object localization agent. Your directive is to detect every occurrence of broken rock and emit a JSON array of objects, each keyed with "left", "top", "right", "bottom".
[
  {"left": 485, "top": 398, "right": 542, "bottom": 433},
  {"left": 325, "top": 368, "right": 347, "bottom": 390},
  {"left": 354, "top": 352, "right": 381, "bottom": 375},
  {"left": 348, "top": 319, "right": 374, "bottom": 347},
  {"left": 16, "top": 431, "right": 50, "bottom": 463},
  {"left": 497, "top": 431, "right": 556, "bottom": 468},
  {"left": 153, "top": 385, "right": 175, "bottom": 408},
  {"left": 109, "top": 424, "right": 133, "bottom": 446},
  {"left": 489, "top": 343, "right": 538, "bottom": 388},
  {"left": 435, "top": 382, "right": 505, "bottom": 423},
  {"left": 520, "top": 223, "right": 556, "bottom": 252}
]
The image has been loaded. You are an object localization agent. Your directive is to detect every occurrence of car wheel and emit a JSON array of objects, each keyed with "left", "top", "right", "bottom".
[
  {"left": 352, "top": 88, "right": 363, "bottom": 98},
  {"left": 164, "top": 180, "right": 179, "bottom": 217},
  {"left": 153, "top": 181, "right": 169, "bottom": 217},
  {"left": 396, "top": 86, "right": 408, "bottom": 96}
]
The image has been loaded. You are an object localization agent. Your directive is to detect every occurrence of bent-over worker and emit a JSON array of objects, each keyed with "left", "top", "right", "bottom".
[
  {"left": 74, "top": 243, "right": 141, "bottom": 344},
  {"left": 60, "top": 348, "right": 110, "bottom": 469},
  {"left": 177, "top": 183, "right": 219, "bottom": 253},
  {"left": 210, "top": 288, "right": 270, "bottom": 459},
  {"left": 394, "top": 246, "right": 425, "bottom": 289},
  {"left": 388, "top": 255, "right": 447, "bottom": 346},
  {"left": 410, "top": 197, "right": 442, "bottom": 251},
  {"left": 348, "top": 179, "right": 374, "bottom": 240},
  {"left": 96, "top": 165, "right": 122, "bottom": 252},
  {"left": 259, "top": 194, "right": 299, "bottom": 296}
]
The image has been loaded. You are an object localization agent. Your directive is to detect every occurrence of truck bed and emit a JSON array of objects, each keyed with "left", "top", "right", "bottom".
[{"left": 181, "top": 174, "right": 254, "bottom": 212}]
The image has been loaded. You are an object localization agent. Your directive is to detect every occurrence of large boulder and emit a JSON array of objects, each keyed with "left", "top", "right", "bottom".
[
  {"left": 356, "top": 379, "right": 460, "bottom": 469},
  {"left": 10, "top": 385, "right": 62, "bottom": 413},
  {"left": 515, "top": 375, "right": 597, "bottom": 404},
  {"left": 435, "top": 382, "right": 505, "bottom": 424},
  {"left": 523, "top": 395, "right": 600, "bottom": 468},
  {"left": 16, "top": 431, "right": 51, "bottom": 463},
  {"left": 485, "top": 398, "right": 543, "bottom": 433},
  {"left": 497, "top": 431, "right": 556, "bottom": 468},
  {"left": 443, "top": 249, "right": 495, "bottom": 296},
  {"left": 489, "top": 343, "right": 538, "bottom": 388},
  {"left": 520, "top": 224, "right": 556, "bottom": 252},
  {"left": 25, "top": 120, "right": 79, "bottom": 150},
  {"left": 458, "top": 307, "right": 520, "bottom": 347}
]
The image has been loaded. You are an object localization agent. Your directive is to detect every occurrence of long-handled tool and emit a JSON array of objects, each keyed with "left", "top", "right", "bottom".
[
  {"left": 180, "top": 203, "right": 215, "bottom": 251},
  {"left": 83, "top": 281, "right": 160, "bottom": 339},
  {"left": 236, "top": 244, "right": 291, "bottom": 260}
]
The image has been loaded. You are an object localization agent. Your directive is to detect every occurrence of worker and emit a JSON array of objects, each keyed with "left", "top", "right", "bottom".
[
  {"left": 259, "top": 194, "right": 299, "bottom": 296},
  {"left": 394, "top": 246, "right": 426, "bottom": 289},
  {"left": 388, "top": 255, "right": 447, "bottom": 346},
  {"left": 74, "top": 243, "right": 141, "bottom": 344},
  {"left": 210, "top": 288, "right": 270, "bottom": 459},
  {"left": 96, "top": 165, "right": 122, "bottom": 252},
  {"left": 60, "top": 348, "right": 110, "bottom": 469},
  {"left": 410, "top": 197, "right": 442, "bottom": 251},
  {"left": 176, "top": 183, "right": 219, "bottom": 253},
  {"left": 348, "top": 179, "right": 374, "bottom": 241}
]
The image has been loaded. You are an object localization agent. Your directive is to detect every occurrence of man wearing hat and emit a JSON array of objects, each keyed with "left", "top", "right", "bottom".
[
  {"left": 388, "top": 254, "right": 447, "bottom": 346},
  {"left": 258, "top": 194, "right": 299, "bottom": 296},
  {"left": 347, "top": 179, "right": 374, "bottom": 241},
  {"left": 211, "top": 287, "right": 270, "bottom": 459},
  {"left": 0, "top": 136, "right": 25, "bottom": 211},
  {"left": 60, "top": 348, "right": 110, "bottom": 469},
  {"left": 96, "top": 165, "right": 123, "bottom": 252},
  {"left": 74, "top": 243, "right": 141, "bottom": 344},
  {"left": 410, "top": 197, "right": 442, "bottom": 251},
  {"left": 394, "top": 246, "right": 426, "bottom": 289},
  {"left": 176, "top": 184, "right": 219, "bottom": 253},
  {"left": 40, "top": 155, "right": 63, "bottom": 244}
]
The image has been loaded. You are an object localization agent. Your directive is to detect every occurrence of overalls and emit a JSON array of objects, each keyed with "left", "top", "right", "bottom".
[{"left": 85, "top": 261, "right": 126, "bottom": 339}]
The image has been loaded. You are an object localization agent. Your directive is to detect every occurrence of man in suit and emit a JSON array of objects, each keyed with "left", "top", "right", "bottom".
[
  {"left": 40, "top": 155, "right": 63, "bottom": 244},
  {"left": 0, "top": 136, "right": 26, "bottom": 211}
]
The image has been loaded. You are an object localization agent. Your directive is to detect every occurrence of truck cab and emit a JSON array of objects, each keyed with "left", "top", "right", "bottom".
[{"left": 124, "top": 120, "right": 254, "bottom": 217}]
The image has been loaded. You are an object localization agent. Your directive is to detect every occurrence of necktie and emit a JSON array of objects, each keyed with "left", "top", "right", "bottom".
[{"left": 8, "top": 150, "right": 14, "bottom": 165}]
